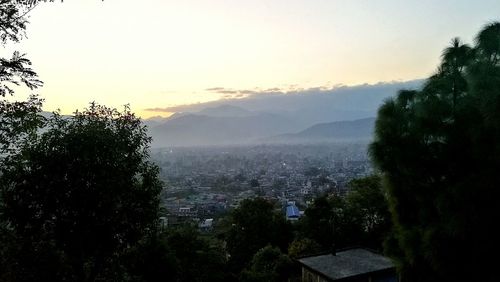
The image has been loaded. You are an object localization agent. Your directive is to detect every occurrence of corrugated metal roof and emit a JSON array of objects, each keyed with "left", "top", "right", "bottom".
[
  {"left": 286, "top": 204, "right": 300, "bottom": 218},
  {"left": 298, "top": 248, "right": 395, "bottom": 281}
]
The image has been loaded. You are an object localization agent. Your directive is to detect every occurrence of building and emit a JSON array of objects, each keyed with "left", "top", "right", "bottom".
[
  {"left": 285, "top": 202, "right": 301, "bottom": 221},
  {"left": 286, "top": 204, "right": 300, "bottom": 221},
  {"left": 297, "top": 248, "right": 398, "bottom": 282},
  {"left": 198, "top": 218, "right": 214, "bottom": 231}
]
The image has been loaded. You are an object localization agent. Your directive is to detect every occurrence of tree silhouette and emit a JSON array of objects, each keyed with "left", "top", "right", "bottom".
[
  {"left": 0, "top": 104, "right": 162, "bottom": 281},
  {"left": 1, "top": 2, "right": 165, "bottom": 281},
  {"left": 159, "top": 226, "right": 228, "bottom": 282},
  {"left": 440, "top": 37, "right": 472, "bottom": 110},
  {"left": 0, "top": 1, "right": 58, "bottom": 155},
  {"left": 299, "top": 196, "right": 336, "bottom": 249},
  {"left": 370, "top": 22, "right": 500, "bottom": 282},
  {"left": 346, "top": 175, "right": 391, "bottom": 250},
  {"left": 240, "top": 245, "right": 293, "bottom": 282},
  {"left": 287, "top": 238, "right": 321, "bottom": 259},
  {"left": 225, "top": 198, "right": 293, "bottom": 273}
]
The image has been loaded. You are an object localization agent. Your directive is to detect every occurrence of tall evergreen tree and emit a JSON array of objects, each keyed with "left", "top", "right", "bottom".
[{"left": 370, "top": 22, "right": 500, "bottom": 282}]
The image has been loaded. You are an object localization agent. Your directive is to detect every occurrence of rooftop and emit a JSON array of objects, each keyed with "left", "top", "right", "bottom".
[
  {"left": 297, "top": 248, "right": 395, "bottom": 281},
  {"left": 286, "top": 204, "right": 300, "bottom": 218}
]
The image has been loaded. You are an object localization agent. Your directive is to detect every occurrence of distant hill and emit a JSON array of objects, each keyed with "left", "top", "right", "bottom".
[
  {"left": 264, "top": 118, "right": 376, "bottom": 144},
  {"left": 144, "top": 80, "right": 424, "bottom": 147},
  {"left": 149, "top": 112, "right": 299, "bottom": 147},
  {"left": 159, "top": 79, "right": 424, "bottom": 127},
  {"left": 143, "top": 105, "right": 252, "bottom": 130},
  {"left": 197, "top": 104, "right": 253, "bottom": 117}
]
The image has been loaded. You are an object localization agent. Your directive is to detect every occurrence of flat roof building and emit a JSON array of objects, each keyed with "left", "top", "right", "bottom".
[{"left": 297, "top": 248, "right": 398, "bottom": 282}]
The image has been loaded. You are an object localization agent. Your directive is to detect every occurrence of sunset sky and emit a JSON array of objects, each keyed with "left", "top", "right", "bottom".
[{"left": 3, "top": 0, "right": 500, "bottom": 117}]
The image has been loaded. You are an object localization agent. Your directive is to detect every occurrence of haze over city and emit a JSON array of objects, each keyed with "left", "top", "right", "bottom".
[{"left": 2, "top": 1, "right": 500, "bottom": 281}]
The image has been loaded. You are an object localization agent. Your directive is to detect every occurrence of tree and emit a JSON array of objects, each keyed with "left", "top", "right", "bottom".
[
  {"left": 0, "top": 0, "right": 47, "bottom": 155},
  {"left": 0, "top": 104, "right": 163, "bottom": 281},
  {"left": 299, "top": 194, "right": 362, "bottom": 251},
  {"left": 1, "top": 2, "right": 165, "bottom": 281},
  {"left": 225, "top": 198, "right": 293, "bottom": 273},
  {"left": 298, "top": 177, "right": 390, "bottom": 253},
  {"left": 152, "top": 226, "right": 228, "bottom": 282},
  {"left": 298, "top": 196, "right": 335, "bottom": 249},
  {"left": 440, "top": 37, "right": 472, "bottom": 110},
  {"left": 0, "top": 1, "right": 55, "bottom": 45},
  {"left": 345, "top": 175, "right": 391, "bottom": 250},
  {"left": 0, "top": 93, "right": 44, "bottom": 154},
  {"left": 240, "top": 245, "right": 293, "bottom": 282},
  {"left": 287, "top": 238, "right": 321, "bottom": 259},
  {"left": 122, "top": 234, "right": 178, "bottom": 282},
  {"left": 370, "top": 22, "right": 500, "bottom": 282}
]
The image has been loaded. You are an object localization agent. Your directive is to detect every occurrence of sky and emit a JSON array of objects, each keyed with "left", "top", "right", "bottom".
[{"left": 3, "top": 0, "right": 500, "bottom": 118}]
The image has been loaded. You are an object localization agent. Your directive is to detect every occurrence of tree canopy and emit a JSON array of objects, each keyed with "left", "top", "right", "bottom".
[
  {"left": 370, "top": 22, "right": 500, "bottom": 282},
  {"left": 140, "top": 226, "right": 229, "bottom": 282},
  {"left": 346, "top": 175, "right": 391, "bottom": 250},
  {"left": 240, "top": 245, "right": 293, "bottom": 282},
  {"left": 0, "top": 104, "right": 162, "bottom": 281},
  {"left": 224, "top": 198, "right": 293, "bottom": 273},
  {"left": 0, "top": 0, "right": 53, "bottom": 155},
  {"left": 298, "top": 178, "right": 390, "bottom": 253}
]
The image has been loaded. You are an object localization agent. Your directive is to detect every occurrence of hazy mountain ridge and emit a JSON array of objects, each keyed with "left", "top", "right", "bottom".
[
  {"left": 145, "top": 80, "right": 423, "bottom": 147},
  {"left": 148, "top": 113, "right": 376, "bottom": 147},
  {"left": 152, "top": 79, "right": 423, "bottom": 124},
  {"left": 264, "top": 117, "right": 375, "bottom": 144},
  {"left": 149, "top": 112, "right": 298, "bottom": 147},
  {"left": 197, "top": 104, "right": 254, "bottom": 117}
]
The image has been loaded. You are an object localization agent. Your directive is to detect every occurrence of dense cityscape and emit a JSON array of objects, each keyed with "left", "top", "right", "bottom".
[
  {"left": 152, "top": 143, "right": 373, "bottom": 225},
  {"left": 1, "top": 2, "right": 499, "bottom": 281}
]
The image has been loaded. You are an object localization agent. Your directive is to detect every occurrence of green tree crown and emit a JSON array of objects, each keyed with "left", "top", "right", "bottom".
[{"left": 370, "top": 21, "right": 500, "bottom": 282}]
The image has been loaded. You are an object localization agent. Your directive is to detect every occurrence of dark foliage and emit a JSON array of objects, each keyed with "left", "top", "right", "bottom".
[
  {"left": 0, "top": 104, "right": 162, "bottom": 281},
  {"left": 346, "top": 175, "right": 391, "bottom": 250},
  {"left": 162, "top": 226, "right": 229, "bottom": 282},
  {"left": 0, "top": 1, "right": 52, "bottom": 154},
  {"left": 225, "top": 198, "right": 293, "bottom": 273},
  {"left": 0, "top": 94, "right": 44, "bottom": 153},
  {"left": 122, "top": 235, "right": 178, "bottom": 282},
  {"left": 287, "top": 238, "right": 322, "bottom": 259},
  {"left": 240, "top": 245, "right": 293, "bottom": 282},
  {"left": 370, "top": 22, "right": 500, "bottom": 282},
  {"left": 298, "top": 196, "right": 337, "bottom": 249},
  {"left": 298, "top": 176, "right": 391, "bottom": 253}
]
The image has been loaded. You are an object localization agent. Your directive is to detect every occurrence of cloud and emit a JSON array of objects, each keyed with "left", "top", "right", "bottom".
[
  {"left": 222, "top": 93, "right": 246, "bottom": 99},
  {"left": 239, "top": 89, "right": 259, "bottom": 95},
  {"left": 217, "top": 89, "right": 239, "bottom": 94},
  {"left": 206, "top": 87, "right": 235, "bottom": 94},
  {"left": 205, "top": 87, "right": 225, "bottom": 92},
  {"left": 145, "top": 79, "right": 425, "bottom": 116},
  {"left": 143, "top": 107, "right": 175, "bottom": 113},
  {"left": 205, "top": 86, "right": 285, "bottom": 96},
  {"left": 264, "top": 87, "right": 282, "bottom": 92}
]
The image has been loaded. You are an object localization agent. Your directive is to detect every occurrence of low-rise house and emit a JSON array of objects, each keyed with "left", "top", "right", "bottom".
[
  {"left": 198, "top": 218, "right": 214, "bottom": 231},
  {"left": 297, "top": 248, "right": 398, "bottom": 282},
  {"left": 285, "top": 202, "right": 301, "bottom": 221}
]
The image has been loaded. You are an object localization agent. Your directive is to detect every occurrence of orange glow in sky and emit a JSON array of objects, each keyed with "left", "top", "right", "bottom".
[{"left": 4, "top": 0, "right": 500, "bottom": 117}]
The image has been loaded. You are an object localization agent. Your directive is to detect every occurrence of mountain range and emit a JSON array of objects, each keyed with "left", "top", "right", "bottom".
[
  {"left": 149, "top": 108, "right": 297, "bottom": 147},
  {"left": 147, "top": 106, "right": 375, "bottom": 147},
  {"left": 264, "top": 117, "right": 376, "bottom": 144},
  {"left": 144, "top": 79, "right": 423, "bottom": 147}
]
